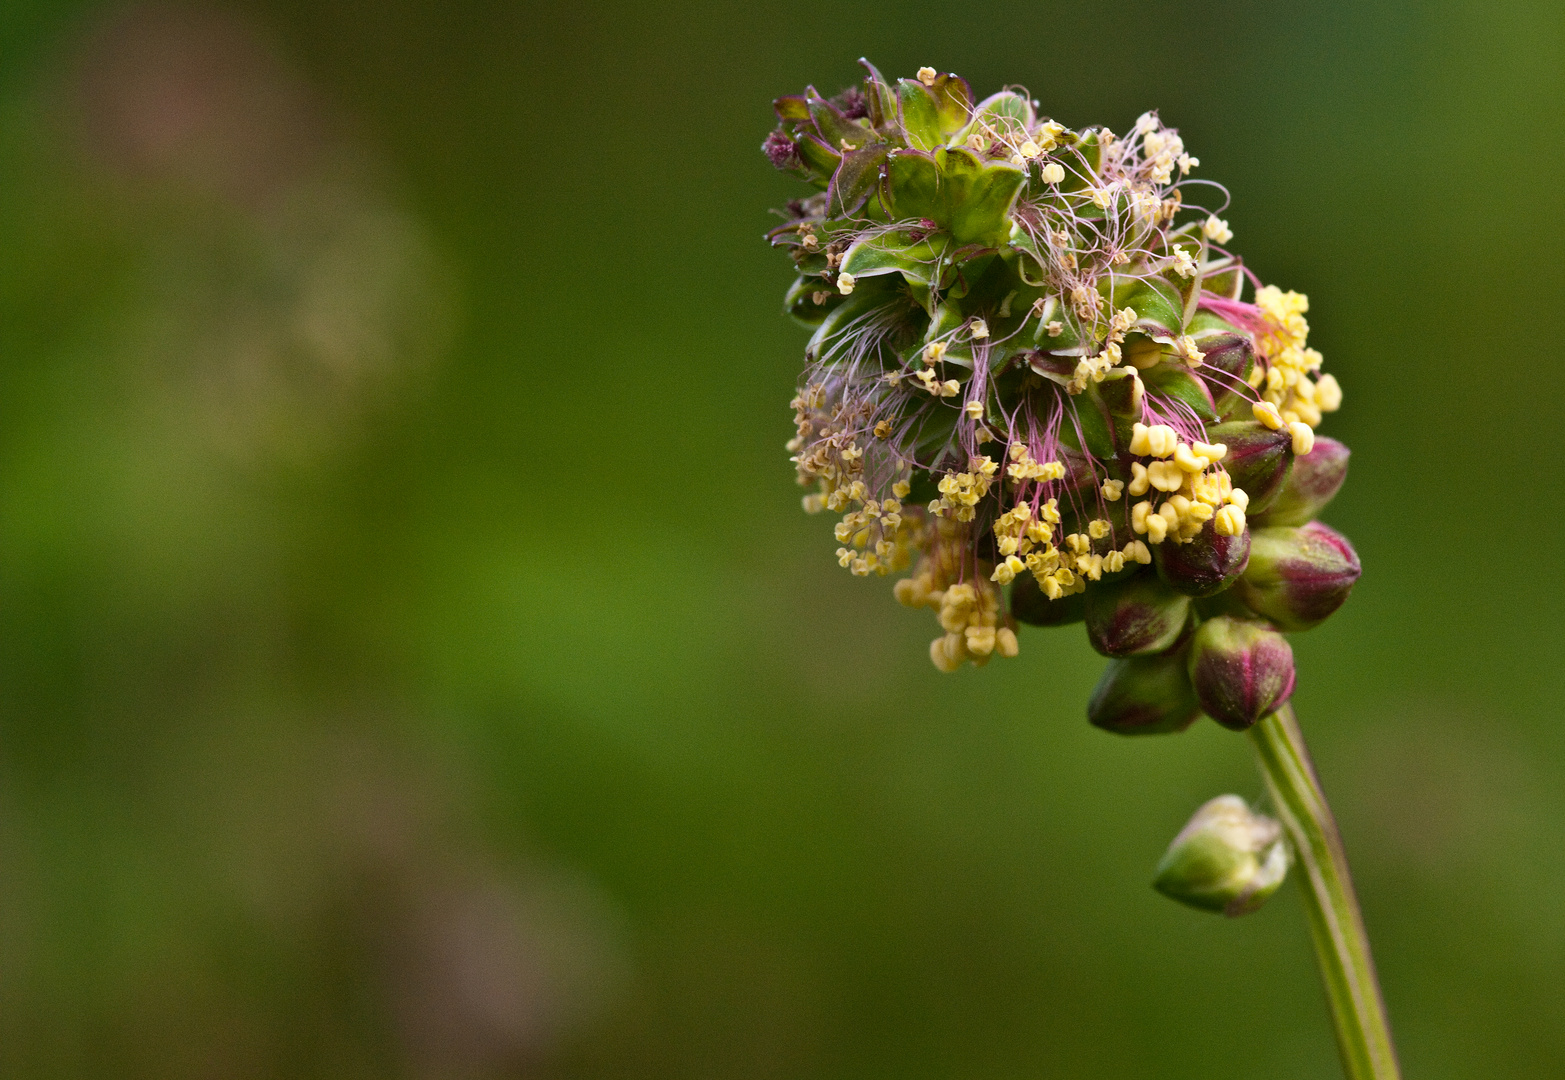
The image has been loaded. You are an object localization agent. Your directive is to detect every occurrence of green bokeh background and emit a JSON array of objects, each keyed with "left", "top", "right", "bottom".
[{"left": 1, "top": 1, "right": 1562, "bottom": 1076}]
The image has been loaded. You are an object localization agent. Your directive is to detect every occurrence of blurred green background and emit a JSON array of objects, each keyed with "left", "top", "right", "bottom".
[{"left": 0, "top": 0, "right": 1561, "bottom": 1076}]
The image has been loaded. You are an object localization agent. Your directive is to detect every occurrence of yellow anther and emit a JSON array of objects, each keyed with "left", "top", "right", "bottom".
[
  {"left": 1202, "top": 215, "right": 1233, "bottom": 244},
  {"left": 963, "top": 400, "right": 984, "bottom": 419},
  {"left": 1174, "top": 443, "right": 1209, "bottom": 473},
  {"left": 1185, "top": 501, "right": 1214, "bottom": 524},
  {"left": 1040, "top": 162, "right": 1064, "bottom": 184},
  {"left": 1088, "top": 518, "right": 1110, "bottom": 539},
  {"left": 995, "top": 627, "right": 1019, "bottom": 658},
  {"left": 1316, "top": 373, "right": 1343, "bottom": 412},
  {"left": 892, "top": 480, "right": 911, "bottom": 499},
  {"left": 837, "top": 272, "right": 856, "bottom": 295},
  {"left": 1104, "top": 550, "right": 1126, "bottom": 573},
  {"left": 1288, "top": 421, "right": 1315, "bottom": 456},
  {"left": 1192, "top": 441, "right": 1227, "bottom": 463},
  {"left": 1178, "top": 152, "right": 1198, "bottom": 174},
  {"left": 1122, "top": 540, "right": 1151, "bottom": 564},
  {"left": 1045, "top": 320, "right": 1064, "bottom": 336},
  {"left": 1175, "top": 335, "right": 1205, "bottom": 368},
  {"left": 801, "top": 233, "right": 819, "bottom": 250},
  {"left": 1131, "top": 500, "right": 1152, "bottom": 533},
  {"left": 1145, "top": 513, "right": 1169, "bottom": 544},
  {"left": 925, "top": 341, "right": 948, "bottom": 363},
  {"left": 1171, "top": 246, "right": 1197, "bottom": 277},
  {"left": 1141, "top": 424, "right": 1179, "bottom": 457},
  {"left": 930, "top": 633, "right": 964, "bottom": 673},
  {"left": 1149, "top": 460, "right": 1185, "bottom": 492},
  {"left": 1012, "top": 501, "right": 1033, "bottom": 521},
  {"left": 966, "top": 132, "right": 988, "bottom": 151},
  {"left": 970, "top": 319, "right": 989, "bottom": 340},
  {"left": 1252, "top": 400, "right": 1284, "bottom": 429},
  {"left": 1128, "top": 462, "right": 1150, "bottom": 496},
  {"left": 874, "top": 420, "right": 892, "bottom": 438},
  {"left": 1214, "top": 504, "right": 1247, "bottom": 537},
  {"left": 1228, "top": 487, "right": 1250, "bottom": 512},
  {"left": 941, "top": 380, "right": 961, "bottom": 397},
  {"left": 1102, "top": 479, "right": 1124, "bottom": 501},
  {"left": 917, "top": 66, "right": 938, "bottom": 86},
  {"left": 1019, "top": 140, "right": 1040, "bottom": 158}
]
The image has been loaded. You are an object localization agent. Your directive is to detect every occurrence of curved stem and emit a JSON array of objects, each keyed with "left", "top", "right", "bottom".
[{"left": 1248, "top": 704, "right": 1402, "bottom": 1080}]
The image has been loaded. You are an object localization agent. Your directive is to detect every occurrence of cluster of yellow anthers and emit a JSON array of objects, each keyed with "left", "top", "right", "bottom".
[
  {"left": 1122, "top": 422, "right": 1249, "bottom": 545},
  {"left": 1249, "top": 287, "right": 1343, "bottom": 428},
  {"left": 1067, "top": 306, "right": 1139, "bottom": 394},
  {"left": 989, "top": 441, "right": 1152, "bottom": 596},
  {"left": 928, "top": 456, "right": 998, "bottom": 522},
  {"left": 894, "top": 517, "right": 1019, "bottom": 673},
  {"left": 830, "top": 480, "right": 918, "bottom": 578}
]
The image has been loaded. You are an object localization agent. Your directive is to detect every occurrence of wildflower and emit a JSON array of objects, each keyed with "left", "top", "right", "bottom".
[{"left": 764, "top": 62, "right": 1352, "bottom": 675}]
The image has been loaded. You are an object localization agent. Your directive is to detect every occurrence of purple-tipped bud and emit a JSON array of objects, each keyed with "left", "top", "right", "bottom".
[
  {"left": 1186, "top": 616, "right": 1296, "bottom": 730},
  {"left": 1155, "top": 521, "right": 1250, "bottom": 597},
  {"left": 1009, "top": 574, "right": 1085, "bottom": 626},
  {"left": 1255, "top": 437, "right": 1350, "bottom": 527},
  {"left": 1236, "top": 521, "right": 1362, "bottom": 631},
  {"left": 1088, "top": 646, "right": 1201, "bottom": 735},
  {"left": 1206, "top": 421, "right": 1294, "bottom": 513},
  {"left": 763, "top": 129, "right": 801, "bottom": 170},
  {"left": 1196, "top": 335, "right": 1255, "bottom": 413},
  {"left": 1085, "top": 572, "right": 1191, "bottom": 657}
]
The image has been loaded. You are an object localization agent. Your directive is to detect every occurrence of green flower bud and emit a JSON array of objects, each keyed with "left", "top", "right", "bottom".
[
  {"left": 1153, "top": 795, "right": 1290, "bottom": 916},
  {"left": 1085, "top": 571, "right": 1191, "bottom": 657},
  {"left": 1186, "top": 616, "right": 1295, "bottom": 730},
  {"left": 1236, "top": 521, "right": 1361, "bottom": 631},
  {"left": 1254, "top": 436, "right": 1350, "bottom": 527},
  {"left": 1154, "top": 520, "right": 1250, "bottom": 597},
  {"left": 1087, "top": 644, "right": 1201, "bottom": 735},
  {"left": 1205, "top": 421, "right": 1294, "bottom": 514}
]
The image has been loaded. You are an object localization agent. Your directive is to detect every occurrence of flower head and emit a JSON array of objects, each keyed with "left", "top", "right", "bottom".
[{"left": 765, "top": 61, "right": 1352, "bottom": 681}]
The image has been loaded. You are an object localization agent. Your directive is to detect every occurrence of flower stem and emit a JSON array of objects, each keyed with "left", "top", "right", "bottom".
[{"left": 1248, "top": 704, "right": 1401, "bottom": 1080}]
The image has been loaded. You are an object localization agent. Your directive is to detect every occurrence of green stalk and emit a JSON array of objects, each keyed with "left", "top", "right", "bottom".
[{"left": 1248, "top": 704, "right": 1401, "bottom": 1080}]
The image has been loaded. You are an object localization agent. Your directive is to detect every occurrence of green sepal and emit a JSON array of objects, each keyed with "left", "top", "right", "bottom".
[
  {"left": 805, "top": 87, "right": 871, "bottom": 151},
  {"left": 896, "top": 79, "right": 945, "bottom": 151},
  {"left": 840, "top": 230, "right": 950, "bottom": 288},
  {"left": 1112, "top": 278, "right": 1184, "bottom": 339},
  {"left": 954, "top": 90, "right": 1036, "bottom": 145},
  {"left": 1058, "top": 388, "right": 1116, "bottom": 460},
  {"left": 805, "top": 275, "right": 911, "bottom": 363},
  {"left": 793, "top": 134, "right": 841, "bottom": 187},
  {"left": 1141, "top": 362, "right": 1218, "bottom": 423},
  {"left": 1186, "top": 308, "right": 1246, "bottom": 340},
  {"left": 922, "top": 302, "right": 972, "bottom": 367},
  {"left": 773, "top": 95, "right": 810, "bottom": 123},
  {"left": 882, "top": 147, "right": 1025, "bottom": 248},
  {"left": 856, "top": 59, "right": 899, "bottom": 133},
  {"left": 829, "top": 143, "right": 890, "bottom": 217},
  {"left": 783, "top": 276, "right": 841, "bottom": 326}
]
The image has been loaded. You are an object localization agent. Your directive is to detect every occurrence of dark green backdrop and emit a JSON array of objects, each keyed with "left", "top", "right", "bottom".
[{"left": 1, "top": 0, "right": 1561, "bottom": 1076}]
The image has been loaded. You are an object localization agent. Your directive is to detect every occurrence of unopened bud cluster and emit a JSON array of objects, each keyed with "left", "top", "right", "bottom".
[{"left": 765, "top": 62, "right": 1356, "bottom": 690}]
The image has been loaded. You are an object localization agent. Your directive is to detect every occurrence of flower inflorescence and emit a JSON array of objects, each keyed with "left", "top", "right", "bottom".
[{"left": 765, "top": 61, "right": 1352, "bottom": 683}]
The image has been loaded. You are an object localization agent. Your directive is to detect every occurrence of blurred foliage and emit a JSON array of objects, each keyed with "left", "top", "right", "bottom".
[{"left": 0, "top": 0, "right": 1563, "bottom": 1076}]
